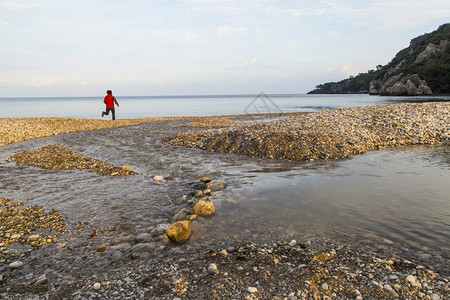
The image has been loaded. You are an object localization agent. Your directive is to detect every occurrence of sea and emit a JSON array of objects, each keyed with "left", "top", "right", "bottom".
[
  {"left": 1, "top": 93, "right": 449, "bottom": 277},
  {"left": 1, "top": 93, "right": 450, "bottom": 118}
]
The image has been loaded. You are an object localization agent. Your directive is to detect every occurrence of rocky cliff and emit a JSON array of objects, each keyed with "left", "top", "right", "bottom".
[{"left": 309, "top": 24, "right": 450, "bottom": 96}]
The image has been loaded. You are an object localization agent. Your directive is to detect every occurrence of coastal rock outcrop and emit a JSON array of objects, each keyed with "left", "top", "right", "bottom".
[
  {"left": 369, "top": 74, "right": 432, "bottom": 96},
  {"left": 309, "top": 24, "right": 450, "bottom": 96}
]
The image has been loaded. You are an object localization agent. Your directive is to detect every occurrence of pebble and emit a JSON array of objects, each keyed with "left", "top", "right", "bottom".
[
  {"left": 384, "top": 284, "right": 399, "bottom": 297},
  {"left": 154, "top": 175, "right": 164, "bottom": 181},
  {"left": 321, "top": 283, "right": 328, "bottom": 290},
  {"left": 9, "top": 261, "right": 24, "bottom": 269},
  {"left": 93, "top": 282, "right": 101, "bottom": 290},
  {"left": 247, "top": 287, "right": 258, "bottom": 293},
  {"left": 208, "top": 263, "right": 219, "bottom": 275},
  {"left": 406, "top": 275, "right": 416, "bottom": 283}
]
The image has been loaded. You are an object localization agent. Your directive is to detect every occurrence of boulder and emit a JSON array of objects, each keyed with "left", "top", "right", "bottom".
[
  {"left": 166, "top": 221, "right": 192, "bottom": 243},
  {"left": 192, "top": 198, "right": 215, "bottom": 216}
]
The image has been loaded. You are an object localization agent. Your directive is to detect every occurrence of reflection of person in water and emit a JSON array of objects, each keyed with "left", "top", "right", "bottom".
[{"left": 101, "top": 90, "right": 119, "bottom": 120}]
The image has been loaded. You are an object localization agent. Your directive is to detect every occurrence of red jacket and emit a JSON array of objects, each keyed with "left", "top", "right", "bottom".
[{"left": 104, "top": 94, "right": 119, "bottom": 108}]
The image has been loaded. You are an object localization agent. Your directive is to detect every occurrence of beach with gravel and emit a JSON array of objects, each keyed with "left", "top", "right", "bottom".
[
  {"left": 165, "top": 102, "right": 450, "bottom": 161},
  {"left": 0, "top": 102, "right": 449, "bottom": 299}
]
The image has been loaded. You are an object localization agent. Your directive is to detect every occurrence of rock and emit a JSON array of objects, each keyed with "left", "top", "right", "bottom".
[
  {"left": 110, "top": 243, "right": 132, "bottom": 251},
  {"left": 430, "top": 293, "right": 441, "bottom": 300},
  {"left": 136, "top": 233, "right": 152, "bottom": 243},
  {"left": 200, "top": 177, "right": 212, "bottom": 183},
  {"left": 371, "top": 73, "right": 433, "bottom": 96},
  {"left": 33, "top": 274, "right": 48, "bottom": 286},
  {"left": 206, "top": 180, "right": 227, "bottom": 191},
  {"left": 153, "top": 175, "right": 164, "bottom": 181},
  {"left": 208, "top": 263, "right": 219, "bottom": 275},
  {"left": 384, "top": 284, "right": 399, "bottom": 297},
  {"left": 247, "top": 287, "right": 258, "bottom": 293},
  {"left": 122, "top": 166, "right": 132, "bottom": 172},
  {"left": 9, "top": 261, "right": 24, "bottom": 269},
  {"left": 415, "top": 40, "right": 448, "bottom": 64},
  {"left": 192, "top": 198, "right": 215, "bottom": 216},
  {"left": 93, "top": 282, "right": 101, "bottom": 290},
  {"left": 130, "top": 242, "right": 157, "bottom": 252},
  {"left": 96, "top": 244, "right": 107, "bottom": 252},
  {"left": 166, "top": 221, "right": 192, "bottom": 243},
  {"left": 172, "top": 208, "right": 190, "bottom": 222},
  {"left": 406, "top": 275, "right": 416, "bottom": 284},
  {"left": 289, "top": 240, "right": 297, "bottom": 247},
  {"left": 151, "top": 223, "right": 170, "bottom": 236},
  {"left": 187, "top": 214, "right": 198, "bottom": 221},
  {"left": 321, "top": 283, "right": 329, "bottom": 290},
  {"left": 174, "top": 195, "right": 187, "bottom": 205}
]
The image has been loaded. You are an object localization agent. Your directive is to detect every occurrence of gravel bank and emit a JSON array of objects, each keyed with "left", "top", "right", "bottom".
[
  {"left": 7, "top": 144, "right": 137, "bottom": 176},
  {"left": 164, "top": 103, "right": 450, "bottom": 161}
]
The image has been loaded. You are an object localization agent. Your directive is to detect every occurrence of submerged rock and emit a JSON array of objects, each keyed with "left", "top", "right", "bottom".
[{"left": 206, "top": 180, "right": 228, "bottom": 191}]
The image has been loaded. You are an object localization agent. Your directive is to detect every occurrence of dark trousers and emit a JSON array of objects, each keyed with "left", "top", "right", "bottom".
[{"left": 104, "top": 107, "right": 116, "bottom": 120}]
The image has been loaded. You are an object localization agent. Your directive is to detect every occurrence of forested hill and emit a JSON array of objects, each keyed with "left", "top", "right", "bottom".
[{"left": 308, "top": 24, "right": 450, "bottom": 96}]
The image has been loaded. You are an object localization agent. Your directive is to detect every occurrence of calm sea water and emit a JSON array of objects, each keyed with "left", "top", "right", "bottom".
[{"left": 2, "top": 94, "right": 450, "bottom": 118}]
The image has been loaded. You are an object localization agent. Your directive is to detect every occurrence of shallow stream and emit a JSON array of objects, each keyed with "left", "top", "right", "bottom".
[{"left": 1, "top": 120, "right": 449, "bottom": 282}]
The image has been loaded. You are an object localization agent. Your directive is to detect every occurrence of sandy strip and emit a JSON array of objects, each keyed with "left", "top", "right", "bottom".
[
  {"left": 0, "top": 117, "right": 189, "bottom": 147},
  {"left": 0, "top": 112, "right": 307, "bottom": 147}
]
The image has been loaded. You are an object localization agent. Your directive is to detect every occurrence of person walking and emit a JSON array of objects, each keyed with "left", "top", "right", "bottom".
[{"left": 102, "top": 90, "right": 119, "bottom": 120}]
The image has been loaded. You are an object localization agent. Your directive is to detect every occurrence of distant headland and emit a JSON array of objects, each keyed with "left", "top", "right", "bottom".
[{"left": 308, "top": 23, "right": 450, "bottom": 96}]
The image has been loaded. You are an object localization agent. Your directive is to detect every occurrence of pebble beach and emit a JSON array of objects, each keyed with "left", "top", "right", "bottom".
[
  {"left": 0, "top": 102, "right": 449, "bottom": 299},
  {"left": 165, "top": 102, "right": 450, "bottom": 161}
]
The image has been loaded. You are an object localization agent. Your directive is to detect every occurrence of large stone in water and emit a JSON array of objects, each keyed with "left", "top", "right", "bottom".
[
  {"left": 206, "top": 180, "right": 227, "bottom": 191},
  {"left": 166, "top": 221, "right": 192, "bottom": 243},
  {"left": 192, "top": 199, "right": 215, "bottom": 216}
]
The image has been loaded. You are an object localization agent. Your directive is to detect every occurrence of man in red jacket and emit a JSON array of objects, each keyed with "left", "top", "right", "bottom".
[{"left": 101, "top": 90, "right": 119, "bottom": 120}]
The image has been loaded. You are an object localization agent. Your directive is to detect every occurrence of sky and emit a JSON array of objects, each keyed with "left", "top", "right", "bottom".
[{"left": 0, "top": 0, "right": 449, "bottom": 97}]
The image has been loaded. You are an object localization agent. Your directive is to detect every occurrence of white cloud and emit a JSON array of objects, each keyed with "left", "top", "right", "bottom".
[
  {"left": 28, "top": 78, "right": 54, "bottom": 87},
  {"left": 285, "top": 1, "right": 450, "bottom": 29},
  {"left": 217, "top": 26, "right": 248, "bottom": 37},
  {"left": 239, "top": 56, "right": 258, "bottom": 68},
  {"left": 0, "top": 2, "right": 40, "bottom": 12},
  {"left": 0, "top": 19, "right": 10, "bottom": 26}
]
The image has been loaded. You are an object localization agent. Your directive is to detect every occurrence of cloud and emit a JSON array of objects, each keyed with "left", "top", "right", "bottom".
[
  {"left": 28, "top": 78, "right": 54, "bottom": 87},
  {"left": 0, "top": 2, "right": 40, "bottom": 12},
  {"left": 0, "top": 19, "right": 10, "bottom": 26},
  {"left": 239, "top": 56, "right": 258, "bottom": 68},
  {"left": 285, "top": 0, "right": 450, "bottom": 29},
  {"left": 217, "top": 26, "right": 248, "bottom": 37}
]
